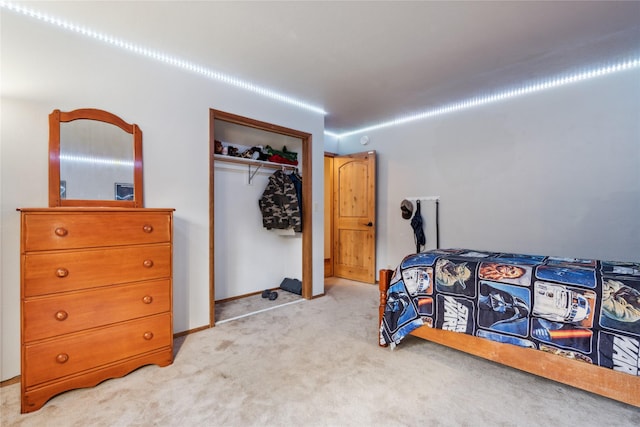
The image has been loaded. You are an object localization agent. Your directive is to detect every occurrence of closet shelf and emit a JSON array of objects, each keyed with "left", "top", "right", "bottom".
[{"left": 214, "top": 154, "right": 297, "bottom": 184}]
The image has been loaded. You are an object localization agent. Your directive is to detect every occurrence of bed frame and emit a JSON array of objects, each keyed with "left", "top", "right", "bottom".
[{"left": 378, "top": 269, "right": 640, "bottom": 407}]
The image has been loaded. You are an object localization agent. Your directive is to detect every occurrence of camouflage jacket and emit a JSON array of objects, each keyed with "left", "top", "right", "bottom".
[{"left": 258, "top": 170, "right": 302, "bottom": 232}]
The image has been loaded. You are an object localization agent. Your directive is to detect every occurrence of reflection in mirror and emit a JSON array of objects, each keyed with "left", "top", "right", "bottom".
[
  {"left": 49, "top": 108, "right": 143, "bottom": 207},
  {"left": 60, "top": 119, "right": 134, "bottom": 201}
]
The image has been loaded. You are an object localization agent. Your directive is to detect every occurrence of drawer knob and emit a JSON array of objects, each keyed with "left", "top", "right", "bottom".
[
  {"left": 142, "top": 295, "right": 153, "bottom": 304},
  {"left": 143, "top": 259, "right": 154, "bottom": 268},
  {"left": 55, "top": 310, "right": 68, "bottom": 321},
  {"left": 143, "top": 331, "right": 154, "bottom": 340},
  {"left": 54, "top": 227, "right": 68, "bottom": 237},
  {"left": 56, "top": 353, "right": 69, "bottom": 364},
  {"left": 56, "top": 268, "right": 69, "bottom": 278},
  {"left": 142, "top": 224, "right": 154, "bottom": 233}
]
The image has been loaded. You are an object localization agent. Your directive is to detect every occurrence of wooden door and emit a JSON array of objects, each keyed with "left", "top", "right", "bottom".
[
  {"left": 333, "top": 151, "right": 376, "bottom": 283},
  {"left": 324, "top": 155, "right": 334, "bottom": 277}
]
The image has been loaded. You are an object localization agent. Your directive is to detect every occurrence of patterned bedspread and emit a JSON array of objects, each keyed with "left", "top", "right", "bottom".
[{"left": 380, "top": 249, "right": 640, "bottom": 376}]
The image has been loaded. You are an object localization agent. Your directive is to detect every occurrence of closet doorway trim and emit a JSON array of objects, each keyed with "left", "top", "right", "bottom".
[{"left": 209, "top": 109, "right": 313, "bottom": 326}]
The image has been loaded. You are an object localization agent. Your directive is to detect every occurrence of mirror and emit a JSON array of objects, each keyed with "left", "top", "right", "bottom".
[{"left": 49, "top": 108, "right": 143, "bottom": 207}]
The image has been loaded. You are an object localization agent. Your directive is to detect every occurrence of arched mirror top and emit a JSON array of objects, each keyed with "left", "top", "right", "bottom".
[{"left": 49, "top": 108, "right": 143, "bottom": 207}]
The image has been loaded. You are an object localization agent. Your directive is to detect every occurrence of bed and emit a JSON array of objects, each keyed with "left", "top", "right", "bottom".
[{"left": 378, "top": 248, "right": 640, "bottom": 407}]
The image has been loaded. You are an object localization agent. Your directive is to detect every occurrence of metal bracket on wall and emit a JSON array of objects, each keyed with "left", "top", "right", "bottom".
[{"left": 248, "top": 163, "right": 263, "bottom": 184}]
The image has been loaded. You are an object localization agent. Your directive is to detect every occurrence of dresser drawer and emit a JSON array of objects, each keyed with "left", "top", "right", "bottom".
[
  {"left": 24, "top": 279, "right": 171, "bottom": 342},
  {"left": 22, "top": 212, "right": 171, "bottom": 251},
  {"left": 23, "top": 244, "right": 171, "bottom": 297},
  {"left": 23, "top": 313, "right": 172, "bottom": 388}
]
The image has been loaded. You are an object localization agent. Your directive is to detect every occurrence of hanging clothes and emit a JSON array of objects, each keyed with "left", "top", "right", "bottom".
[
  {"left": 259, "top": 170, "right": 302, "bottom": 232},
  {"left": 288, "top": 170, "right": 303, "bottom": 225},
  {"left": 411, "top": 200, "right": 426, "bottom": 253}
]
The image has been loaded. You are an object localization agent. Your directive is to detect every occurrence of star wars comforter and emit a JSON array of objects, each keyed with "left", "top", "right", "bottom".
[{"left": 380, "top": 249, "right": 640, "bottom": 377}]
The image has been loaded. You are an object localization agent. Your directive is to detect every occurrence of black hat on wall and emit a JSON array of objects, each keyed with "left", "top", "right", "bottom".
[{"left": 400, "top": 199, "right": 413, "bottom": 220}]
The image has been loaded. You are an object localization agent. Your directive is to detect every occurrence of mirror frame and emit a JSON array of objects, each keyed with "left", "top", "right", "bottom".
[{"left": 49, "top": 108, "right": 143, "bottom": 208}]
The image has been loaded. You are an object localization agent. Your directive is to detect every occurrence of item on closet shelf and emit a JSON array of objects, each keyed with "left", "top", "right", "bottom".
[
  {"left": 261, "top": 289, "right": 279, "bottom": 300},
  {"left": 240, "top": 146, "right": 268, "bottom": 161},
  {"left": 265, "top": 145, "right": 298, "bottom": 166},
  {"left": 256, "top": 146, "right": 268, "bottom": 161},
  {"left": 214, "top": 139, "right": 223, "bottom": 154},
  {"left": 280, "top": 278, "right": 302, "bottom": 295}
]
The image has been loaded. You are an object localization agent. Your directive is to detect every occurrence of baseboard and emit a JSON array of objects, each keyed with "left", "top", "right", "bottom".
[
  {"left": 173, "top": 325, "right": 210, "bottom": 338},
  {"left": 1, "top": 375, "right": 20, "bottom": 387},
  {"left": 215, "top": 289, "right": 273, "bottom": 304},
  {"left": 324, "top": 258, "right": 333, "bottom": 277}
]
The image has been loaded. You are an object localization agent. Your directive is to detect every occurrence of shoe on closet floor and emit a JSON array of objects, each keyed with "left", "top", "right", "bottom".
[{"left": 261, "top": 289, "right": 278, "bottom": 300}]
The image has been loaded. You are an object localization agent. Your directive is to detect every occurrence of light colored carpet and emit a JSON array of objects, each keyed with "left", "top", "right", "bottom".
[
  {"left": 2, "top": 278, "right": 639, "bottom": 426},
  {"left": 215, "top": 289, "right": 303, "bottom": 324}
]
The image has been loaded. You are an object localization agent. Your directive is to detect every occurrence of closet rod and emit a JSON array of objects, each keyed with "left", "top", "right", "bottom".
[
  {"left": 405, "top": 196, "right": 440, "bottom": 202},
  {"left": 214, "top": 154, "right": 297, "bottom": 184}
]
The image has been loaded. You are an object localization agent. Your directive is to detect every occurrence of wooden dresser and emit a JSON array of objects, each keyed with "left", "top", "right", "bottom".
[{"left": 19, "top": 207, "right": 174, "bottom": 413}]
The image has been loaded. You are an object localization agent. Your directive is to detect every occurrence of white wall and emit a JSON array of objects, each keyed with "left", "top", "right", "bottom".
[
  {"left": 1, "top": 13, "right": 325, "bottom": 381},
  {"left": 214, "top": 160, "right": 303, "bottom": 300},
  {"left": 324, "top": 133, "right": 339, "bottom": 154},
  {"left": 338, "top": 69, "right": 640, "bottom": 272}
]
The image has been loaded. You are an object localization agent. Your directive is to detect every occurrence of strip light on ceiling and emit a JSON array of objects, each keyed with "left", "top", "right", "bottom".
[
  {"left": 333, "top": 57, "right": 640, "bottom": 139},
  {"left": 0, "top": 1, "right": 327, "bottom": 116},
  {"left": 3, "top": 1, "right": 638, "bottom": 139}
]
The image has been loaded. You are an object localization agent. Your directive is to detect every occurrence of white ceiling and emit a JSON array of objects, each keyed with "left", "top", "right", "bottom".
[{"left": 13, "top": 1, "right": 640, "bottom": 135}]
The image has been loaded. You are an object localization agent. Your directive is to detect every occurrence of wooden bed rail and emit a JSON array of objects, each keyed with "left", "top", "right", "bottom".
[
  {"left": 377, "top": 268, "right": 640, "bottom": 407},
  {"left": 378, "top": 269, "right": 393, "bottom": 347}
]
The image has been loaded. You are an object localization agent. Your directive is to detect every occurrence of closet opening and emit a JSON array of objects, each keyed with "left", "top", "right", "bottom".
[{"left": 209, "top": 109, "right": 313, "bottom": 326}]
